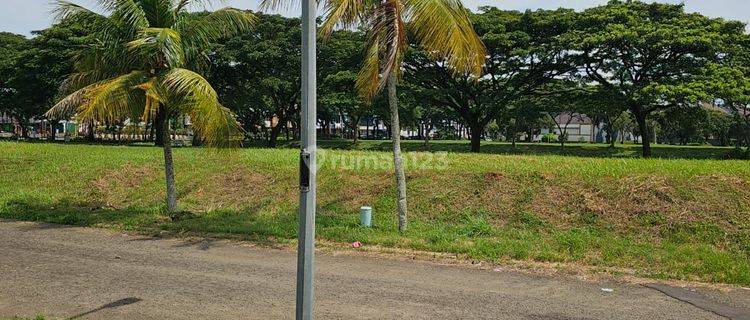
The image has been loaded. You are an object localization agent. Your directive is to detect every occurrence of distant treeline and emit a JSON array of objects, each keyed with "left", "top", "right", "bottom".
[{"left": 1, "top": 1, "right": 749, "bottom": 156}]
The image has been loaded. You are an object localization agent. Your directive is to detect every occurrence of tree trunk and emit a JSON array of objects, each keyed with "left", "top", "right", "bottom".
[
  {"left": 154, "top": 109, "right": 167, "bottom": 146},
  {"left": 560, "top": 129, "right": 566, "bottom": 148},
  {"left": 19, "top": 121, "right": 29, "bottom": 139},
  {"left": 469, "top": 123, "right": 482, "bottom": 153},
  {"left": 159, "top": 111, "right": 178, "bottom": 213},
  {"left": 352, "top": 118, "right": 360, "bottom": 144},
  {"left": 87, "top": 120, "right": 96, "bottom": 142},
  {"left": 268, "top": 123, "right": 282, "bottom": 147},
  {"left": 424, "top": 123, "right": 432, "bottom": 146},
  {"left": 192, "top": 131, "right": 203, "bottom": 147},
  {"left": 354, "top": 117, "right": 360, "bottom": 143},
  {"left": 634, "top": 111, "right": 652, "bottom": 158},
  {"left": 387, "top": 74, "right": 408, "bottom": 233},
  {"left": 604, "top": 118, "right": 615, "bottom": 148},
  {"left": 47, "top": 120, "right": 58, "bottom": 142}
]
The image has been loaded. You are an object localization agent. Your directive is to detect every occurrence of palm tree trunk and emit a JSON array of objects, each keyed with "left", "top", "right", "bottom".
[
  {"left": 160, "top": 112, "right": 178, "bottom": 212},
  {"left": 387, "top": 74, "right": 408, "bottom": 232},
  {"left": 155, "top": 109, "right": 166, "bottom": 146}
]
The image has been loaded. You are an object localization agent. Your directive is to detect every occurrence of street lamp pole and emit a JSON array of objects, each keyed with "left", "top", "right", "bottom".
[{"left": 297, "top": 0, "right": 317, "bottom": 318}]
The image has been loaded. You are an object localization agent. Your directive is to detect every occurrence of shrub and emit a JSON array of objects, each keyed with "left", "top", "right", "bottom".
[{"left": 542, "top": 133, "right": 558, "bottom": 143}]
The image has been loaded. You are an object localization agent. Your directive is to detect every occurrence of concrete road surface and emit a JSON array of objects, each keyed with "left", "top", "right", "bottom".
[{"left": 0, "top": 221, "right": 748, "bottom": 320}]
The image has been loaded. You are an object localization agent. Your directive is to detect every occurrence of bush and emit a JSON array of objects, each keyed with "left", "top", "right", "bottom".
[{"left": 542, "top": 133, "right": 557, "bottom": 143}]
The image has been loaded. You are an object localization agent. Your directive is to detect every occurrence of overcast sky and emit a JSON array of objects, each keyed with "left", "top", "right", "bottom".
[{"left": 1, "top": 0, "right": 748, "bottom": 36}]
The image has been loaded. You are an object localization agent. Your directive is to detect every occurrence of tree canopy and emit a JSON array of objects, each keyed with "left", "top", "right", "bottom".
[{"left": 571, "top": 0, "right": 746, "bottom": 156}]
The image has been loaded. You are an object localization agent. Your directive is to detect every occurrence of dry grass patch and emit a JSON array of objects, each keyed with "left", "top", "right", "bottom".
[
  {"left": 182, "top": 165, "right": 281, "bottom": 212},
  {"left": 318, "top": 169, "right": 391, "bottom": 214},
  {"left": 477, "top": 172, "right": 527, "bottom": 218},
  {"left": 91, "top": 162, "right": 160, "bottom": 208}
]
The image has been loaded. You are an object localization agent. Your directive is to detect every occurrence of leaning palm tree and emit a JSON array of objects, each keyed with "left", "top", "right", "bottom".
[
  {"left": 46, "top": 0, "right": 255, "bottom": 213},
  {"left": 262, "top": 0, "right": 485, "bottom": 232}
]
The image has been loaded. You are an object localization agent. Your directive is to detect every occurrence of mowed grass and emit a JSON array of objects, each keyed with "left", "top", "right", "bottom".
[{"left": 1, "top": 141, "right": 749, "bottom": 285}]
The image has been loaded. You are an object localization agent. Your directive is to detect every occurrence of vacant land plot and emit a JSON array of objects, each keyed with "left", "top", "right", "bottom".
[{"left": 1, "top": 141, "right": 748, "bottom": 285}]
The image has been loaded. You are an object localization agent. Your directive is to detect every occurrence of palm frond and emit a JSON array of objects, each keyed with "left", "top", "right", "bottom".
[
  {"left": 162, "top": 68, "right": 218, "bottom": 101},
  {"left": 135, "top": 77, "right": 168, "bottom": 122},
  {"left": 69, "top": 45, "right": 136, "bottom": 90},
  {"left": 47, "top": 71, "right": 147, "bottom": 122},
  {"left": 356, "top": 38, "right": 382, "bottom": 100},
  {"left": 174, "top": 0, "right": 216, "bottom": 13},
  {"left": 50, "top": 0, "right": 104, "bottom": 22},
  {"left": 92, "top": 0, "right": 129, "bottom": 12},
  {"left": 161, "top": 68, "right": 242, "bottom": 146},
  {"left": 355, "top": 0, "right": 406, "bottom": 100},
  {"left": 178, "top": 8, "right": 255, "bottom": 71},
  {"left": 78, "top": 71, "right": 149, "bottom": 123},
  {"left": 403, "top": 0, "right": 486, "bottom": 76},
  {"left": 128, "top": 27, "right": 186, "bottom": 68},
  {"left": 185, "top": 101, "right": 243, "bottom": 147},
  {"left": 258, "top": 0, "right": 298, "bottom": 12},
  {"left": 179, "top": 8, "right": 256, "bottom": 44},
  {"left": 380, "top": 0, "right": 407, "bottom": 82},
  {"left": 320, "top": 0, "right": 368, "bottom": 38},
  {"left": 46, "top": 88, "right": 88, "bottom": 120},
  {"left": 109, "top": 0, "right": 149, "bottom": 33}
]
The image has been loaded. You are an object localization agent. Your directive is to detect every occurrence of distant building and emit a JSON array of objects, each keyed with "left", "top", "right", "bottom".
[
  {"left": 541, "top": 112, "right": 638, "bottom": 144},
  {"left": 548, "top": 113, "right": 597, "bottom": 142}
]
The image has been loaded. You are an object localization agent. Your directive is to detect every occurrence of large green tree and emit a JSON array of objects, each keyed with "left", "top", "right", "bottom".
[
  {"left": 319, "top": 30, "right": 371, "bottom": 143},
  {"left": 46, "top": 0, "right": 255, "bottom": 213},
  {"left": 0, "top": 15, "right": 98, "bottom": 140},
  {"left": 8, "top": 15, "right": 99, "bottom": 140},
  {"left": 405, "top": 7, "right": 576, "bottom": 152},
  {"left": 571, "top": 0, "right": 744, "bottom": 157},
  {"left": 210, "top": 13, "right": 300, "bottom": 147},
  {"left": 702, "top": 31, "right": 750, "bottom": 152},
  {"left": 0, "top": 32, "right": 31, "bottom": 136}
]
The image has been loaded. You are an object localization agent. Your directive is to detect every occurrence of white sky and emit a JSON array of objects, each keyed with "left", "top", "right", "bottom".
[{"left": 1, "top": 0, "right": 748, "bottom": 36}]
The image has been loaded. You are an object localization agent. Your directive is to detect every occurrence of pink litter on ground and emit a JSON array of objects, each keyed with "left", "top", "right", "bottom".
[{"left": 351, "top": 241, "right": 362, "bottom": 248}]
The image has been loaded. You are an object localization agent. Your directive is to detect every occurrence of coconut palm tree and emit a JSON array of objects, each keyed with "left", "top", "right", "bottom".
[
  {"left": 262, "top": 0, "right": 485, "bottom": 232},
  {"left": 46, "top": 0, "right": 256, "bottom": 213}
]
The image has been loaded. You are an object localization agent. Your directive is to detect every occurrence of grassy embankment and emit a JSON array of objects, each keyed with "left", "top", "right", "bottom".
[{"left": 1, "top": 141, "right": 749, "bottom": 285}]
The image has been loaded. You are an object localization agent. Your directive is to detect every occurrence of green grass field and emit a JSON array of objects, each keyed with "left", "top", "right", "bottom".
[{"left": 1, "top": 140, "right": 749, "bottom": 285}]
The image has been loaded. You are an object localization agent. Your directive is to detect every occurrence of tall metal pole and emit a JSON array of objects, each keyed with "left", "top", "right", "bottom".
[{"left": 297, "top": 0, "right": 317, "bottom": 318}]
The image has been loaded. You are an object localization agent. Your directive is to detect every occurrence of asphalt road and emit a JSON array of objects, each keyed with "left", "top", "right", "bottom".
[{"left": 0, "top": 221, "right": 747, "bottom": 320}]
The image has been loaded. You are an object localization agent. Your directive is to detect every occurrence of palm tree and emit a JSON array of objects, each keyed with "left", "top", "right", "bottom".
[
  {"left": 46, "top": 0, "right": 255, "bottom": 213},
  {"left": 262, "top": 0, "right": 485, "bottom": 232}
]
